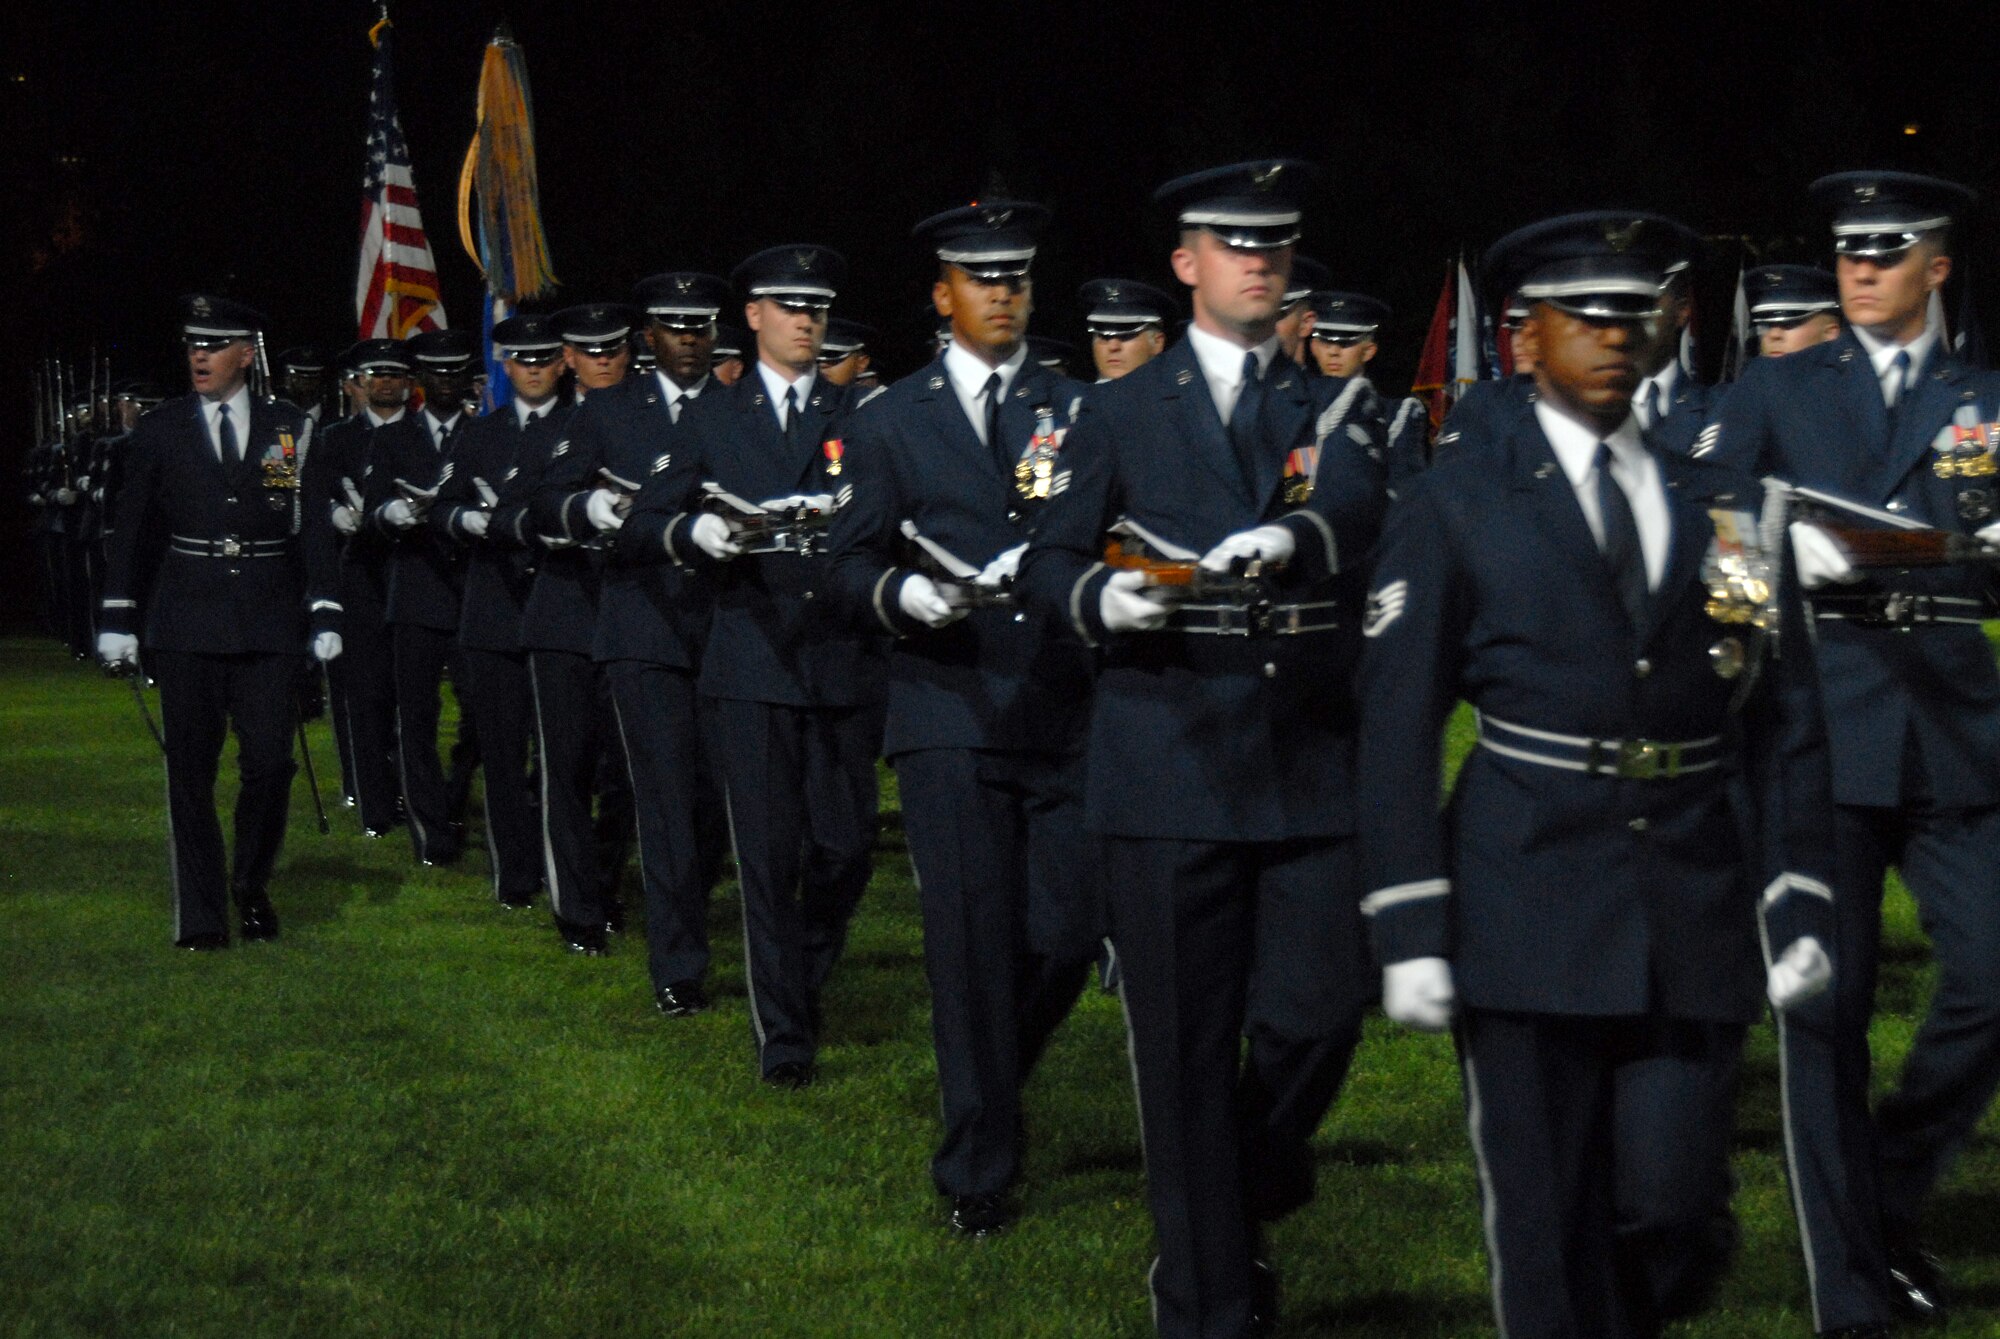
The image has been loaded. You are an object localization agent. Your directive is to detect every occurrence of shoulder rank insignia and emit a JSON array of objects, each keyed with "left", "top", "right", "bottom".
[
  {"left": 650, "top": 453, "right": 672, "bottom": 475},
  {"left": 1692, "top": 423, "right": 1721, "bottom": 459},
  {"left": 1362, "top": 579, "right": 1408, "bottom": 638}
]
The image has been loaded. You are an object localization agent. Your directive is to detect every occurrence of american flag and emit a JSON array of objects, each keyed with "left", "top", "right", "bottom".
[{"left": 355, "top": 19, "right": 446, "bottom": 339}]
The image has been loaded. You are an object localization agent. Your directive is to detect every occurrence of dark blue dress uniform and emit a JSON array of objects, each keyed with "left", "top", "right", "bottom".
[
  {"left": 431, "top": 321, "right": 565, "bottom": 908},
  {"left": 306, "top": 341, "right": 409, "bottom": 836},
  {"left": 1434, "top": 372, "right": 1536, "bottom": 464},
  {"left": 827, "top": 200, "right": 1103, "bottom": 1217},
  {"left": 1635, "top": 360, "right": 1729, "bottom": 460},
  {"left": 98, "top": 296, "right": 340, "bottom": 946},
  {"left": 555, "top": 272, "right": 731, "bottom": 1003},
  {"left": 1357, "top": 215, "right": 1836, "bottom": 1339},
  {"left": 1015, "top": 161, "right": 1386, "bottom": 1339},
  {"left": 1708, "top": 170, "right": 2000, "bottom": 1335},
  {"left": 361, "top": 383, "right": 472, "bottom": 865},
  {"left": 622, "top": 242, "right": 885, "bottom": 1082},
  {"left": 522, "top": 303, "right": 645, "bottom": 952}
]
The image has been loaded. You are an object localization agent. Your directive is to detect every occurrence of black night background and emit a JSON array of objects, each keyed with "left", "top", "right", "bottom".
[{"left": 5, "top": 0, "right": 1996, "bottom": 628}]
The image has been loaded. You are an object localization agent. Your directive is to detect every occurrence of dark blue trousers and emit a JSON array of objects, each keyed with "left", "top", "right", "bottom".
[
  {"left": 896, "top": 747, "right": 1100, "bottom": 1199},
  {"left": 606, "top": 659, "right": 729, "bottom": 990},
  {"left": 1458, "top": 1009, "right": 1746, "bottom": 1339},
  {"left": 458, "top": 647, "right": 540, "bottom": 902},
  {"left": 1104, "top": 834, "right": 1370, "bottom": 1339},
  {"left": 151, "top": 649, "right": 299, "bottom": 943},
  {"left": 528, "top": 649, "right": 632, "bottom": 929},
  {"left": 710, "top": 695, "right": 880, "bottom": 1076},
  {"left": 1779, "top": 800, "right": 2000, "bottom": 1332}
]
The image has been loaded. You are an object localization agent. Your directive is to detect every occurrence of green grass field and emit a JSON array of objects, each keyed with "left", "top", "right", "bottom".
[{"left": 3, "top": 633, "right": 1997, "bottom": 1337}]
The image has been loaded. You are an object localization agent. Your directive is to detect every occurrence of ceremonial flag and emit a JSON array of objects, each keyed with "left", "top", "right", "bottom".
[
  {"left": 1412, "top": 260, "right": 1455, "bottom": 431},
  {"left": 458, "top": 26, "right": 557, "bottom": 409},
  {"left": 1721, "top": 264, "right": 1750, "bottom": 382},
  {"left": 355, "top": 14, "right": 447, "bottom": 340},
  {"left": 1453, "top": 258, "right": 1480, "bottom": 400},
  {"left": 1955, "top": 262, "right": 1989, "bottom": 370}
]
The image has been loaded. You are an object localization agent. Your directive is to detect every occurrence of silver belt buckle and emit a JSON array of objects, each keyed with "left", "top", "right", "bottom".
[{"left": 220, "top": 537, "right": 243, "bottom": 558}]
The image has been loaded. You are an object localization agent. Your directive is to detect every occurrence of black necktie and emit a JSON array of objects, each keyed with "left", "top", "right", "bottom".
[
  {"left": 1227, "top": 351, "right": 1265, "bottom": 490},
  {"left": 217, "top": 402, "right": 240, "bottom": 466},
  {"left": 1885, "top": 348, "right": 1912, "bottom": 441},
  {"left": 981, "top": 371, "right": 1003, "bottom": 447},
  {"left": 784, "top": 385, "right": 801, "bottom": 450},
  {"left": 1596, "top": 442, "right": 1647, "bottom": 629}
]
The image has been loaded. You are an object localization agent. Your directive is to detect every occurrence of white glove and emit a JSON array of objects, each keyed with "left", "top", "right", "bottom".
[
  {"left": 1977, "top": 521, "right": 2000, "bottom": 548},
  {"left": 688, "top": 511, "right": 743, "bottom": 560},
  {"left": 757, "top": 494, "right": 832, "bottom": 512},
  {"left": 898, "top": 574, "right": 967, "bottom": 629},
  {"left": 798, "top": 493, "right": 835, "bottom": 512},
  {"left": 312, "top": 631, "right": 343, "bottom": 663},
  {"left": 585, "top": 488, "right": 626, "bottom": 532},
  {"left": 1199, "top": 523, "right": 1297, "bottom": 573},
  {"left": 1789, "top": 522, "right": 1859, "bottom": 590},
  {"left": 330, "top": 504, "right": 360, "bottom": 535},
  {"left": 1099, "top": 568, "right": 1172, "bottom": 633},
  {"left": 54, "top": 487, "right": 77, "bottom": 505},
  {"left": 458, "top": 509, "right": 490, "bottom": 538},
  {"left": 381, "top": 498, "right": 419, "bottom": 530},
  {"left": 1767, "top": 935, "right": 1832, "bottom": 1011},
  {"left": 977, "top": 543, "right": 1027, "bottom": 589},
  {"left": 1383, "top": 957, "right": 1457, "bottom": 1032},
  {"left": 96, "top": 631, "right": 139, "bottom": 668}
]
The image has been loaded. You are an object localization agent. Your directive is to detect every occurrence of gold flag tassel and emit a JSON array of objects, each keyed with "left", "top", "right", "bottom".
[{"left": 455, "top": 24, "right": 557, "bottom": 302}]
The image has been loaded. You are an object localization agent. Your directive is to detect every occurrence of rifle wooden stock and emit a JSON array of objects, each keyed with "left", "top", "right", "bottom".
[
  {"left": 1824, "top": 522, "right": 2000, "bottom": 569},
  {"left": 1100, "top": 537, "right": 1275, "bottom": 601}
]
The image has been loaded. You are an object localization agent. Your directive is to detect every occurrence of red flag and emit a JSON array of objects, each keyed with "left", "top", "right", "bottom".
[
  {"left": 1412, "top": 260, "right": 1455, "bottom": 432},
  {"left": 355, "top": 16, "right": 447, "bottom": 339}
]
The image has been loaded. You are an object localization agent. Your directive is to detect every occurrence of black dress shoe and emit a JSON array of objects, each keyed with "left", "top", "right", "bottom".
[
  {"left": 655, "top": 980, "right": 709, "bottom": 1017},
  {"left": 238, "top": 897, "right": 280, "bottom": 942},
  {"left": 1886, "top": 1244, "right": 1948, "bottom": 1323},
  {"left": 764, "top": 1060, "right": 815, "bottom": 1090},
  {"left": 420, "top": 841, "right": 463, "bottom": 867},
  {"left": 1824, "top": 1327, "right": 1891, "bottom": 1338},
  {"left": 555, "top": 918, "right": 608, "bottom": 956},
  {"left": 175, "top": 931, "right": 229, "bottom": 951},
  {"left": 603, "top": 895, "right": 626, "bottom": 935},
  {"left": 948, "top": 1192, "right": 1017, "bottom": 1237},
  {"left": 1249, "top": 1257, "right": 1280, "bottom": 1337},
  {"left": 496, "top": 889, "right": 538, "bottom": 910}
]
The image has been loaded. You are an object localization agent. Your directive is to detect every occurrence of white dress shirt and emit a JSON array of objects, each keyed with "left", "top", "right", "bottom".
[
  {"left": 1632, "top": 360, "right": 1680, "bottom": 431},
  {"left": 656, "top": 370, "right": 710, "bottom": 424},
  {"left": 1185, "top": 322, "right": 1280, "bottom": 423},
  {"left": 199, "top": 386, "right": 253, "bottom": 462},
  {"left": 1851, "top": 322, "right": 1939, "bottom": 407},
  {"left": 1535, "top": 400, "right": 1670, "bottom": 590},
  {"left": 365, "top": 406, "right": 407, "bottom": 428},
  {"left": 423, "top": 408, "right": 462, "bottom": 449},
  {"left": 944, "top": 339, "right": 1029, "bottom": 445},
  {"left": 755, "top": 362, "right": 816, "bottom": 428},
  {"left": 513, "top": 397, "right": 555, "bottom": 429}
]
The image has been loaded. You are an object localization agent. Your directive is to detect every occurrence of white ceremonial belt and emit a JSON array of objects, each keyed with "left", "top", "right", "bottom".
[{"left": 1475, "top": 711, "right": 1724, "bottom": 781}]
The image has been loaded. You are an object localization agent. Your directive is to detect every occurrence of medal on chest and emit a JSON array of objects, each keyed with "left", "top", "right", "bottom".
[
  {"left": 262, "top": 427, "right": 300, "bottom": 509},
  {"left": 1282, "top": 445, "right": 1318, "bottom": 504},
  {"left": 1934, "top": 418, "right": 1999, "bottom": 522},
  {"left": 1014, "top": 407, "right": 1062, "bottom": 501},
  {"left": 823, "top": 437, "right": 843, "bottom": 477}
]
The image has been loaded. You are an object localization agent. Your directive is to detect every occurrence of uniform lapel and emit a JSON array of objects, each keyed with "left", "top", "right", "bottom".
[
  {"left": 1642, "top": 447, "right": 1714, "bottom": 647},
  {"left": 1159, "top": 341, "right": 1252, "bottom": 512},
  {"left": 921, "top": 363, "right": 1004, "bottom": 487},
  {"left": 1250, "top": 361, "right": 1313, "bottom": 513},
  {"left": 1868, "top": 347, "right": 1965, "bottom": 503},
  {"left": 185, "top": 399, "right": 228, "bottom": 486},
  {"left": 791, "top": 376, "right": 836, "bottom": 487},
  {"left": 1511, "top": 413, "right": 1627, "bottom": 624}
]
